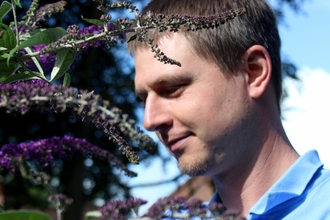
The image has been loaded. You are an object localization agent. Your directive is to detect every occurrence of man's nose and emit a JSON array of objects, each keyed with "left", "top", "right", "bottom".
[{"left": 143, "top": 96, "right": 171, "bottom": 131}]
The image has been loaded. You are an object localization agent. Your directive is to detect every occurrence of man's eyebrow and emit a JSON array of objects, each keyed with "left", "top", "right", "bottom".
[
  {"left": 135, "top": 73, "right": 193, "bottom": 96},
  {"left": 154, "top": 73, "right": 193, "bottom": 85}
]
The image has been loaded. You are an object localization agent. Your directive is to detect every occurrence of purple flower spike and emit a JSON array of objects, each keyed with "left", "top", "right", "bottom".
[
  {"left": 0, "top": 136, "right": 137, "bottom": 177},
  {"left": 0, "top": 80, "right": 157, "bottom": 161},
  {"left": 99, "top": 197, "right": 147, "bottom": 220}
]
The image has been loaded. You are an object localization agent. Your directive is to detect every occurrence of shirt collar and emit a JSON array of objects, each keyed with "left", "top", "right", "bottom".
[
  {"left": 208, "top": 150, "right": 323, "bottom": 215},
  {"left": 249, "top": 150, "right": 323, "bottom": 215}
]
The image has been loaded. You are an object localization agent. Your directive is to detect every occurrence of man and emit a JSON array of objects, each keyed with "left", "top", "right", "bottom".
[{"left": 129, "top": 0, "right": 330, "bottom": 219}]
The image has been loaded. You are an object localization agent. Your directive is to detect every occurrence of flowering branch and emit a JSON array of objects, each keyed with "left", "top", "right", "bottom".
[
  {"left": 0, "top": 80, "right": 156, "bottom": 164},
  {"left": 18, "top": 8, "right": 247, "bottom": 67},
  {"left": 97, "top": 196, "right": 243, "bottom": 220},
  {"left": 0, "top": 0, "right": 247, "bottom": 219},
  {"left": 0, "top": 0, "right": 245, "bottom": 84},
  {"left": 0, "top": 135, "right": 137, "bottom": 176}
]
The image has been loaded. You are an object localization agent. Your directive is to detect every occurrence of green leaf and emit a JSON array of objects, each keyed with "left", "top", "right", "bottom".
[
  {"left": 0, "top": 23, "right": 17, "bottom": 51},
  {"left": 0, "top": 210, "right": 52, "bottom": 220},
  {"left": 127, "top": 34, "right": 136, "bottom": 43},
  {"left": 62, "top": 72, "right": 71, "bottom": 86},
  {"left": 50, "top": 48, "right": 75, "bottom": 81},
  {"left": 8, "top": 27, "right": 66, "bottom": 60},
  {"left": 81, "top": 16, "right": 104, "bottom": 27},
  {"left": 0, "top": 1, "right": 11, "bottom": 22},
  {"left": 0, "top": 58, "right": 18, "bottom": 81},
  {"left": 0, "top": 53, "right": 9, "bottom": 58},
  {"left": 12, "top": 0, "right": 22, "bottom": 8},
  {"left": 25, "top": 69, "right": 48, "bottom": 81},
  {"left": 85, "top": 211, "right": 102, "bottom": 220},
  {"left": 2, "top": 72, "right": 36, "bottom": 84}
]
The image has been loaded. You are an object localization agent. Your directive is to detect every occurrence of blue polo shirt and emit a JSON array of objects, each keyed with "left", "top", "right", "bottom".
[
  {"left": 164, "top": 150, "right": 330, "bottom": 219},
  {"left": 212, "top": 150, "right": 330, "bottom": 219}
]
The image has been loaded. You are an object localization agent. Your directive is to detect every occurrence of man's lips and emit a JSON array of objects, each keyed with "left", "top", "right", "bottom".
[{"left": 164, "top": 134, "right": 191, "bottom": 152}]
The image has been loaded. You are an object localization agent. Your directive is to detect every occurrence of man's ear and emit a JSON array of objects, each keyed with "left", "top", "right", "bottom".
[{"left": 243, "top": 45, "right": 272, "bottom": 99}]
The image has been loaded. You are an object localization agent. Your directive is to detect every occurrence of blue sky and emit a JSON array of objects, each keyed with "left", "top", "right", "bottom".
[
  {"left": 277, "top": 0, "right": 330, "bottom": 166},
  {"left": 278, "top": 0, "right": 330, "bottom": 73},
  {"left": 124, "top": 0, "right": 330, "bottom": 214}
]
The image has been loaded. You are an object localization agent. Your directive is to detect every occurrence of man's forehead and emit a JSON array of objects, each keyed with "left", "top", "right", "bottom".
[
  {"left": 133, "top": 41, "right": 198, "bottom": 96},
  {"left": 133, "top": 31, "right": 192, "bottom": 53},
  {"left": 128, "top": 30, "right": 174, "bottom": 55}
]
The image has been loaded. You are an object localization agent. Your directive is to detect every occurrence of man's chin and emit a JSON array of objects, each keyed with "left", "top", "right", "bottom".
[{"left": 177, "top": 158, "right": 208, "bottom": 177}]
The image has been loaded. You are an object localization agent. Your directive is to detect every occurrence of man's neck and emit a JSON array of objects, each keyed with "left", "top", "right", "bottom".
[{"left": 211, "top": 132, "right": 299, "bottom": 217}]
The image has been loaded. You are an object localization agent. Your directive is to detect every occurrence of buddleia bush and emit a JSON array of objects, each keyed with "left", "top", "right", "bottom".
[{"left": 0, "top": 0, "right": 244, "bottom": 219}]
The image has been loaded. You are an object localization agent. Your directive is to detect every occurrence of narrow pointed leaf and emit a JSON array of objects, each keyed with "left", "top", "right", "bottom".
[
  {"left": 27, "top": 70, "right": 48, "bottom": 81},
  {"left": 62, "top": 72, "right": 71, "bottom": 86},
  {"left": 0, "top": 59, "right": 19, "bottom": 81},
  {"left": 8, "top": 27, "right": 66, "bottom": 59},
  {"left": 81, "top": 16, "right": 104, "bottom": 27},
  {"left": 12, "top": 0, "right": 22, "bottom": 8},
  {"left": 0, "top": 210, "right": 52, "bottom": 220},
  {"left": 15, "top": 64, "right": 48, "bottom": 81},
  {"left": 0, "top": 23, "right": 17, "bottom": 50},
  {"left": 0, "top": 1, "right": 11, "bottom": 22},
  {"left": 50, "top": 48, "right": 75, "bottom": 81},
  {"left": 2, "top": 72, "right": 37, "bottom": 84},
  {"left": 127, "top": 34, "right": 136, "bottom": 43},
  {"left": 85, "top": 211, "right": 102, "bottom": 220}
]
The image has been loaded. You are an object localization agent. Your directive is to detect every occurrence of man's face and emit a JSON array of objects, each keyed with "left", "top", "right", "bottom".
[{"left": 134, "top": 34, "right": 255, "bottom": 177}]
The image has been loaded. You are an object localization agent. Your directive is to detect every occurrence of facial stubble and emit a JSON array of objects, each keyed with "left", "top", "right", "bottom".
[{"left": 177, "top": 152, "right": 210, "bottom": 177}]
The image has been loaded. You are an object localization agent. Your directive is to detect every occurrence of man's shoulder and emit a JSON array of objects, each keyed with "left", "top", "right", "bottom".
[
  {"left": 300, "top": 151, "right": 330, "bottom": 194},
  {"left": 257, "top": 171, "right": 330, "bottom": 220},
  {"left": 305, "top": 165, "right": 330, "bottom": 198},
  {"left": 248, "top": 150, "right": 330, "bottom": 219}
]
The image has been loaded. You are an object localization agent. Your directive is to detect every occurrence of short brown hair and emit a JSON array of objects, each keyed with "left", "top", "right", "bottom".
[{"left": 128, "top": 0, "right": 282, "bottom": 110}]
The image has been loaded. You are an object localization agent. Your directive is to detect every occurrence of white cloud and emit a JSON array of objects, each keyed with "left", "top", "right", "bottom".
[{"left": 283, "top": 68, "right": 330, "bottom": 168}]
